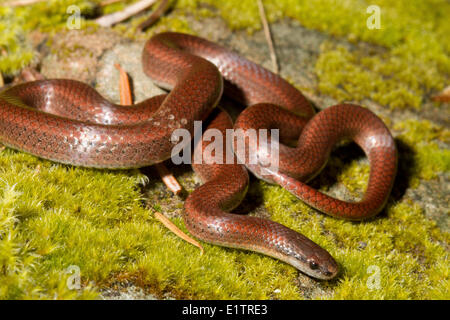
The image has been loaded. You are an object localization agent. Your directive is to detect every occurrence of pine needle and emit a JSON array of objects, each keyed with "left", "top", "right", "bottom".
[
  {"left": 257, "top": 0, "right": 279, "bottom": 74},
  {"left": 154, "top": 211, "right": 204, "bottom": 255}
]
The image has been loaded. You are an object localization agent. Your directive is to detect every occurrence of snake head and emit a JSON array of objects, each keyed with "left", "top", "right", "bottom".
[
  {"left": 305, "top": 253, "right": 339, "bottom": 280},
  {"left": 275, "top": 231, "right": 339, "bottom": 280}
]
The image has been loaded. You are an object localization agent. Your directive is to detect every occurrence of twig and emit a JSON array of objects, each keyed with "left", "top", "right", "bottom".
[
  {"left": 95, "top": 0, "right": 158, "bottom": 27},
  {"left": 257, "top": 0, "right": 279, "bottom": 74},
  {"left": 154, "top": 162, "right": 182, "bottom": 195},
  {"left": 0, "top": 72, "right": 3, "bottom": 88},
  {"left": 8, "top": 67, "right": 44, "bottom": 87},
  {"left": 3, "top": 0, "right": 46, "bottom": 7},
  {"left": 138, "top": 0, "right": 170, "bottom": 31},
  {"left": 154, "top": 211, "right": 204, "bottom": 254},
  {"left": 19, "top": 67, "right": 45, "bottom": 82}
]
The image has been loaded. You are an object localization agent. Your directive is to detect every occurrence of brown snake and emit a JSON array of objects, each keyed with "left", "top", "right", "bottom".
[{"left": 0, "top": 32, "right": 397, "bottom": 280}]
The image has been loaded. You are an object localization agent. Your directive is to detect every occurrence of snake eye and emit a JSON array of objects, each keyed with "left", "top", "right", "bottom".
[{"left": 308, "top": 260, "right": 319, "bottom": 270}]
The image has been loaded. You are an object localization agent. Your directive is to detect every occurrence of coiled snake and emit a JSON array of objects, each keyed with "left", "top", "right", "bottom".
[{"left": 0, "top": 32, "right": 397, "bottom": 280}]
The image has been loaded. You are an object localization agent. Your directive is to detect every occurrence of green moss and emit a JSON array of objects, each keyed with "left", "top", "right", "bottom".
[
  {"left": 3, "top": 0, "right": 449, "bottom": 105},
  {"left": 0, "top": 178, "right": 98, "bottom": 299},
  {"left": 9, "top": 0, "right": 99, "bottom": 32},
  {"left": 101, "top": 0, "right": 131, "bottom": 15},
  {"left": 3, "top": 137, "right": 446, "bottom": 299},
  {"left": 0, "top": 149, "right": 305, "bottom": 299},
  {"left": 314, "top": 44, "right": 432, "bottom": 110},
  {"left": 0, "top": 0, "right": 100, "bottom": 75},
  {"left": 150, "top": 15, "right": 193, "bottom": 34},
  {"left": 394, "top": 119, "right": 450, "bottom": 185},
  {"left": 394, "top": 119, "right": 449, "bottom": 145},
  {"left": 179, "top": 0, "right": 449, "bottom": 110},
  {"left": 259, "top": 180, "right": 449, "bottom": 299},
  {"left": 0, "top": 0, "right": 195, "bottom": 75},
  {"left": 335, "top": 159, "right": 370, "bottom": 197},
  {"left": 110, "top": 0, "right": 194, "bottom": 40},
  {"left": 0, "top": 7, "right": 33, "bottom": 76},
  {"left": 189, "top": 0, "right": 449, "bottom": 68}
]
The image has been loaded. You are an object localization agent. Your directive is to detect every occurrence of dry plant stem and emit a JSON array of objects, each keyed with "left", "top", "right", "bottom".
[
  {"left": 432, "top": 86, "right": 450, "bottom": 102},
  {"left": 114, "top": 64, "right": 133, "bottom": 105},
  {"left": 9, "top": 67, "right": 45, "bottom": 86},
  {"left": 115, "top": 62, "right": 201, "bottom": 253},
  {"left": 154, "top": 212, "right": 204, "bottom": 254},
  {"left": 154, "top": 163, "right": 182, "bottom": 195},
  {"left": 95, "top": 0, "right": 158, "bottom": 27},
  {"left": 138, "top": 0, "right": 170, "bottom": 31},
  {"left": 257, "top": 0, "right": 279, "bottom": 74},
  {"left": 20, "top": 67, "right": 45, "bottom": 82}
]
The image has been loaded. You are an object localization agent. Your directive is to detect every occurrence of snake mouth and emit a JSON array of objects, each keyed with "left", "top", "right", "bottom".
[
  {"left": 249, "top": 245, "right": 340, "bottom": 280},
  {"left": 318, "top": 263, "right": 339, "bottom": 280},
  {"left": 291, "top": 258, "right": 339, "bottom": 280},
  {"left": 272, "top": 245, "right": 340, "bottom": 280},
  {"left": 298, "top": 262, "right": 339, "bottom": 280}
]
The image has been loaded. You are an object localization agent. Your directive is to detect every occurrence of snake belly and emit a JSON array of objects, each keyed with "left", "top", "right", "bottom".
[{"left": 0, "top": 32, "right": 397, "bottom": 280}]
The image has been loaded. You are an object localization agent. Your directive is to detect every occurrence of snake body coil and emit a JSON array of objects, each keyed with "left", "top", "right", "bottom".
[{"left": 0, "top": 32, "right": 397, "bottom": 280}]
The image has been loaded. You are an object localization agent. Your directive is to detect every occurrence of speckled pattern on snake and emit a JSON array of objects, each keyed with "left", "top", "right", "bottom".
[{"left": 0, "top": 32, "right": 397, "bottom": 280}]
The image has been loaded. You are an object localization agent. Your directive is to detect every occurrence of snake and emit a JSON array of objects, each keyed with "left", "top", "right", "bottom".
[{"left": 0, "top": 32, "right": 397, "bottom": 280}]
